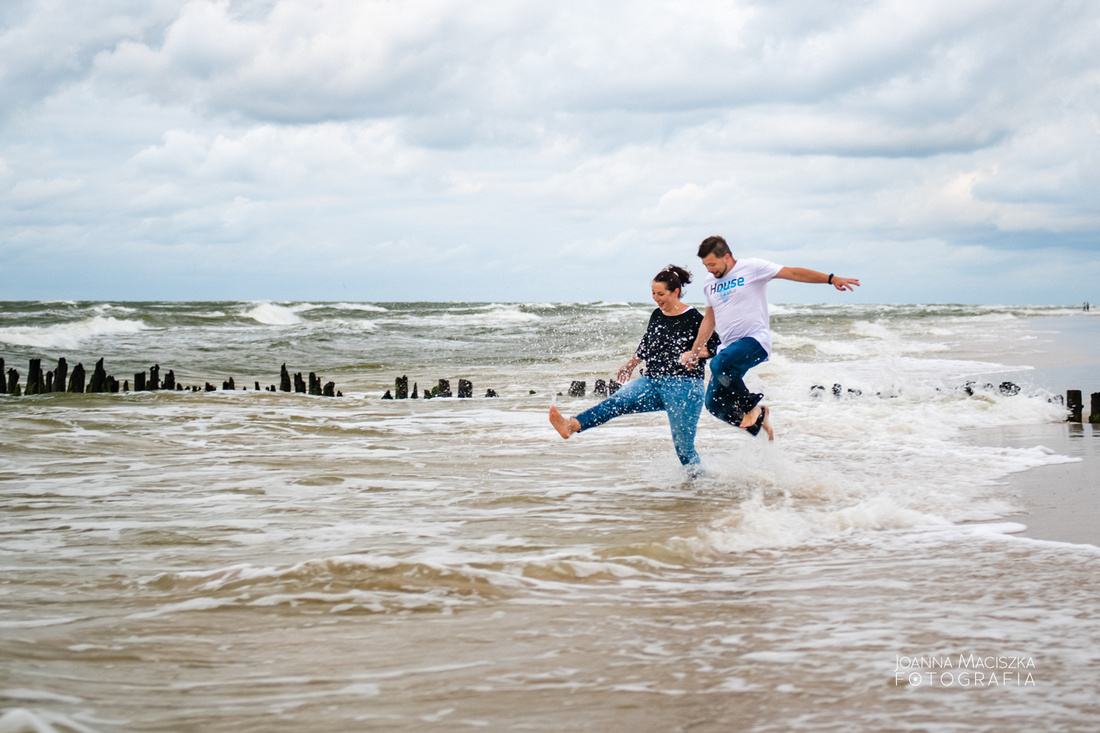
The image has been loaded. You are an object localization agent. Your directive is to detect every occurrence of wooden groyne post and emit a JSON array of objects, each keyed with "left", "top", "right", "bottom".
[{"left": 1065, "top": 390, "right": 1100, "bottom": 423}]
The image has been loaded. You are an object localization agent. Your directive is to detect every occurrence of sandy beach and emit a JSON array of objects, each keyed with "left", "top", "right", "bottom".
[
  {"left": 963, "top": 312, "right": 1100, "bottom": 547},
  {"left": 967, "top": 422, "right": 1100, "bottom": 547}
]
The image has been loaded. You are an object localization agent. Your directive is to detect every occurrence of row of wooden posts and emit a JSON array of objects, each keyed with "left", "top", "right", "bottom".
[
  {"left": 5, "top": 357, "right": 1098, "bottom": 421},
  {"left": 382, "top": 376, "right": 499, "bottom": 400},
  {"left": 0, "top": 357, "right": 340, "bottom": 397}
]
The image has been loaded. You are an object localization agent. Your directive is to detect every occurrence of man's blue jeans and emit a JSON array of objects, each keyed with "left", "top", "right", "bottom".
[
  {"left": 705, "top": 337, "right": 768, "bottom": 428},
  {"left": 575, "top": 375, "right": 704, "bottom": 467}
]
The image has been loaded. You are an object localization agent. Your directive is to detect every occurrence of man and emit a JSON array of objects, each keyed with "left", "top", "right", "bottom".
[{"left": 680, "top": 235, "right": 860, "bottom": 440}]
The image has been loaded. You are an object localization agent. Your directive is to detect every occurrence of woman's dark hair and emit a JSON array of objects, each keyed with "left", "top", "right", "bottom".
[{"left": 653, "top": 264, "right": 692, "bottom": 296}]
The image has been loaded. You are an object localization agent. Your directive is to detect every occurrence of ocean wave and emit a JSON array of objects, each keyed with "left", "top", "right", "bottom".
[
  {"left": 393, "top": 305, "right": 542, "bottom": 328},
  {"left": 92, "top": 303, "right": 136, "bottom": 315},
  {"left": 329, "top": 303, "right": 389, "bottom": 312},
  {"left": 242, "top": 302, "right": 302, "bottom": 325},
  {"left": 0, "top": 316, "right": 148, "bottom": 349}
]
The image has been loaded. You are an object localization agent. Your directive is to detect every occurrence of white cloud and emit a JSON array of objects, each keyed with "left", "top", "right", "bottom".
[{"left": 1, "top": 0, "right": 1099, "bottom": 302}]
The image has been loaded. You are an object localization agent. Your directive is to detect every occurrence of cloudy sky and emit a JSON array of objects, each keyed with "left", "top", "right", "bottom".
[{"left": 1, "top": 0, "right": 1098, "bottom": 304}]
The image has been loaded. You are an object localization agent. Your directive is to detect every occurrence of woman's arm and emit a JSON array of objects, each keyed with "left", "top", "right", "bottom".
[{"left": 617, "top": 355, "right": 643, "bottom": 383}]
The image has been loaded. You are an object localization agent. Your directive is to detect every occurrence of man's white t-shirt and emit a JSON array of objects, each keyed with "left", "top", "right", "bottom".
[{"left": 702, "top": 257, "right": 783, "bottom": 356}]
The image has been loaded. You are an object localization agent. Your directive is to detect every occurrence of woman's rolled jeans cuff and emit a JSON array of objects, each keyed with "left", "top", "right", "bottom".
[{"left": 575, "top": 374, "right": 704, "bottom": 467}]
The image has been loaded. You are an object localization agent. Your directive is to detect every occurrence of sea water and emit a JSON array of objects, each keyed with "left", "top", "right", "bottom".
[{"left": 1, "top": 301, "right": 1098, "bottom": 732}]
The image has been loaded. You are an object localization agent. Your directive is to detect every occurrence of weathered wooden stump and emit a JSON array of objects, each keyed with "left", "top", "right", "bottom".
[
  {"left": 411, "top": 382, "right": 419, "bottom": 399},
  {"left": 223, "top": 378, "right": 235, "bottom": 390},
  {"left": 568, "top": 381, "right": 586, "bottom": 397},
  {"left": 383, "top": 389, "right": 393, "bottom": 400},
  {"left": 396, "top": 375, "right": 409, "bottom": 400},
  {"left": 485, "top": 388, "right": 498, "bottom": 398},
  {"left": 1067, "top": 390, "right": 1083, "bottom": 422},
  {"left": 323, "top": 381, "right": 336, "bottom": 397},
  {"left": 68, "top": 364, "right": 85, "bottom": 393},
  {"left": 160, "top": 370, "right": 174, "bottom": 391},
  {"left": 107, "top": 376, "right": 119, "bottom": 393},
  {"left": 458, "top": 379, "right": 472, "bottom": 398},
  {"left": 134, "top": 372, "right": 147, "bottom": 392},
  {"left": 53, "top": 358, "right": 68, "bottom": 393},
  {"left": 437, "top": 379, "right": 452, "bottom": 398},
  {"left": 45, "top": 373, "right": 54, "bottom": 392},
  {"left": 594, "top": 379, "right": 607, "bottom": 397},
  {"left": 1091, "top": 393, "right": 1100, "bottom": 425},
  {"left": 149, "top": 365, "right": 161, "bottom": 391},
  {"left": 999, "top": 381, "right": 1019, "bottom": 396},
  {"left": 89, "top": 359, "right": 109, "bottom": 393},
  {"left": 294, "top": 373, "right": 306, "bottom": 393},
  {"left": 8, "top": 369, "right": 21, "bottom": 396},
  {"left": 204, "top": 382, "right": 216, "bottom": 392},
  {"left": 0, "top": 358, "right": 5, "bottom": 394},
  {"left": 280, "top": 364, "right": 292, "bottom": 392},
  {"left": 308, "top": 373, "right": 322, "bottom": 396},
  {"left": 25, "top": 359, "right": 44, "bottom": 396},
  {"left": 609, "top": 380, "right": 620, "bottom": 395}
]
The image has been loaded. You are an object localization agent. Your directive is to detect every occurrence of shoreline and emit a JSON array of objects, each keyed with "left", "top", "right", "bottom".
[{"left": 964, "top": 422, "right": 1100, "bottom": 547}]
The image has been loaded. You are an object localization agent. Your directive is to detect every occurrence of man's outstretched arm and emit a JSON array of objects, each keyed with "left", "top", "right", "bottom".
[{"left": 775, "top": 267, "right": 860, "bottom": 292}]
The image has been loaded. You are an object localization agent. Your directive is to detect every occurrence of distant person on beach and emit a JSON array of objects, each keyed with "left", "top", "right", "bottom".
[
  {"left": 680, "top": 235, "right": 860, "bottom": 440},
  {"left": 550, "top": 265, "right": 721, "bottom": 473}
]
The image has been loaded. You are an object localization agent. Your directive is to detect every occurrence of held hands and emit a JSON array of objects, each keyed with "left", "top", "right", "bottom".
[{"left": 679, "top": 350, "right": 700, "bottom": 368}]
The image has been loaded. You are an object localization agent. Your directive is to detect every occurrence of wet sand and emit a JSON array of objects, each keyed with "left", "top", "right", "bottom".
[{"left": 966, "top": 422, "right": 1100, "bottom": 547}]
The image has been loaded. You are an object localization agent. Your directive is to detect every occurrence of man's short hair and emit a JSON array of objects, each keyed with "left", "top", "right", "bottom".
[{"left": 697, "top": 236, "right": 731, "bottom": 259}]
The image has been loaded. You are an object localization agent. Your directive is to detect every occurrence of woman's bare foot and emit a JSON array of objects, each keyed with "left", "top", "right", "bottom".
[{"left": 549, "top": 406, "right": 580, "bottom": 439}]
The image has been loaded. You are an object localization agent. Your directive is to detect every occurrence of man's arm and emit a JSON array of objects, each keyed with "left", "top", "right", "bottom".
[
  {"left": 680, "top": 307, "right": 716, "bottom": 368},
  {"left": 775, "top": 267, "right": 860, "bottom": 292}
]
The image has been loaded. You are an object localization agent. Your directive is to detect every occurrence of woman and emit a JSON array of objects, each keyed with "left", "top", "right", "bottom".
[{"left": 549, "top": 265, "right": 721, "bottom": 472}]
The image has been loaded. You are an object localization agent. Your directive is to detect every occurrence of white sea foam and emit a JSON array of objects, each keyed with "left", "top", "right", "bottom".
[
  {"left": 242, "top": 302, "right": 302, "bottom": 325},
  {"left": 330, "top": 302, "right": 389, "bottom": 312},
  {"left": 0, "top": 316, "right": 148, "bottom": 349},
  {"left": 91, "top": 303, "right": 135, "bottom": 315},
  {"left": 397, "top": 304, "right": 541, "bottom": 327},
  {"left": 0, "top": 708, "right": 103, "bottom": 733}
]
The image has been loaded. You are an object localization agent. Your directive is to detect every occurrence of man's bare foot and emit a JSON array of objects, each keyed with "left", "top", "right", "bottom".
[
  {"left": 740, "top": 405, "right": 761, "bottom": 429},
  {"left": 740, "top": 405, "right": 775, "bottom": 441},
  {"left": 549, "top": 406, "right": 580, "bottom": 439},
  {"left": 760, "top": 405, "right": 774, "bottom": 441}
]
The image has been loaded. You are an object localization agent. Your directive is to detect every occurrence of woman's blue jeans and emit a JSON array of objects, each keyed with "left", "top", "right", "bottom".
[
  {"left": 575, "top": 375, "right": 704, "bottom": 467},
  {"left": 705, "top": 337, "right": 768, "bottom": 427}
]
